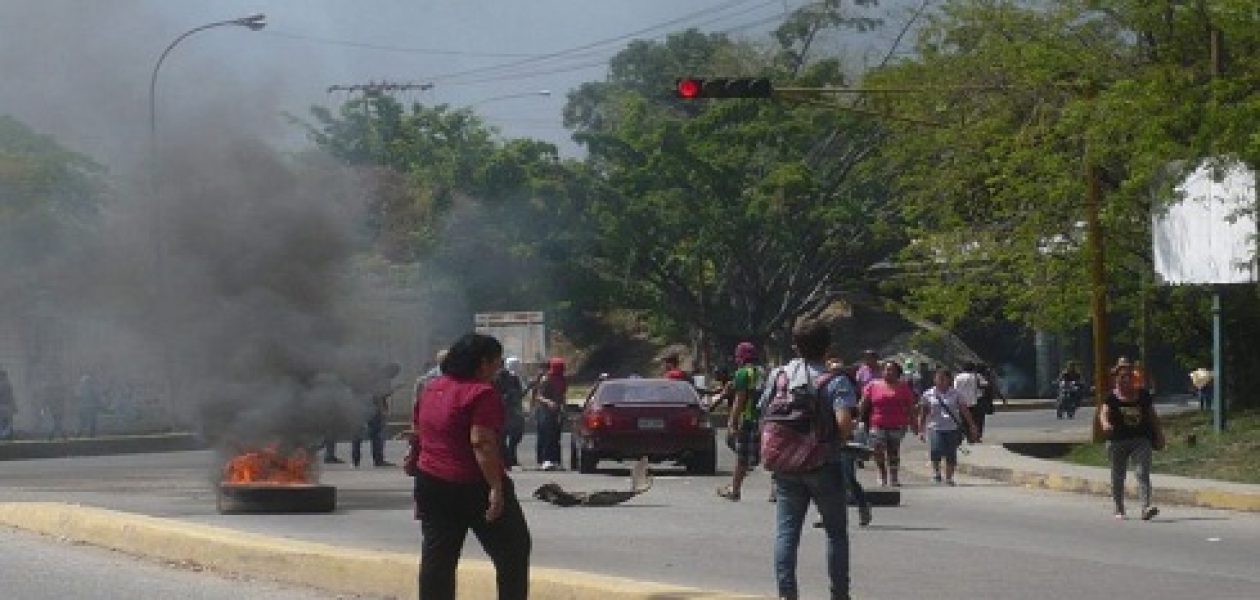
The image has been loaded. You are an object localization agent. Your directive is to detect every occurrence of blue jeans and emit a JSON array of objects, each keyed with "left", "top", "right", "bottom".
[
  {"left": 840, "top": 455, "right": 867, "bottom": 509},
  {"left": 773, "top": 465, "right": 850, "bottom": 600},
  {"left": 930, "top": 429, "right": 963, "bottom": 465},
  {"left": 352, "top": 412, "right": 386, "bottom": 466}
]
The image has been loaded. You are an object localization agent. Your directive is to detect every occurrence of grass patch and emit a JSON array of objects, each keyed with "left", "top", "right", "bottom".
[{"left": 1064, "top": 408, "right": 1260, "bottom": 485}]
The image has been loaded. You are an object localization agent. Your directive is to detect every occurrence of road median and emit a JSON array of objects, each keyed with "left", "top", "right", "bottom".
[
  {"left": 0, "top": 501, "right": 767, "bottom": 600},
  {"left": 952, "top": 445, "right": 1260, "bottom": 513},
  {"left": 0, "top": 433, "right": 203, "bottom": 461}
]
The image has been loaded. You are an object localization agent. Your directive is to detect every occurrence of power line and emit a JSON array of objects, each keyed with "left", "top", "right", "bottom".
[
  {"left": 435, "top": 4, "right": 795, "bottom": 87},
  {"left": 425, "top": 0, "right": 770, "bottom": 83},
  {"left": 260, "top": 30, "right": 548, "bottom": 58}
]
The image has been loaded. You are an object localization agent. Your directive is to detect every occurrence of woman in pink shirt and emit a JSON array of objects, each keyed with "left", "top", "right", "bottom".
[
  {"left": 860, "top": 362, "right": 919, "bottom": 487},
  {"left": 414, "top": 333, "right": 530, "bottom": 600}
]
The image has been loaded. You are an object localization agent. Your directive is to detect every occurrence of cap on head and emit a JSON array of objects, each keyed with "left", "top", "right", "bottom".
[{"left": 547, "top": 357, "right": 566, "bottom": 375}]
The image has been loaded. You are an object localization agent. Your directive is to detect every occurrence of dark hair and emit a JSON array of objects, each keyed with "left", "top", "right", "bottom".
[
  {"left": 883, "top": 361, "right": 904, "bottom": 376},
  {"left": 662, "top": 353, "right": 680, "bottom": 366},
  {"left": 935, "top": 367, "right": 953, "bottom": 380},
  {"left": 962, "top": 361, "right": 977, "bottom": 372},
  {"left": 440, "top": 333, "right": 503, "bottom": 379},
  {"left": 792, "top": 320, "right": 831, "bottom": 361}
]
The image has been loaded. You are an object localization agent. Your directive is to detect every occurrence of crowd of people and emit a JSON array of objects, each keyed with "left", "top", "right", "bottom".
[
  {"left": 0, "top": 367, "right": 140, "bottom": 442},
  {"left": 399, "top": 322, "right": 1033, "bottom": 600}
]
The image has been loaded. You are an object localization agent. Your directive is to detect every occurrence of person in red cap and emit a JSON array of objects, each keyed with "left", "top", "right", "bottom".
[
  {"left": 661, "top": 353, "right": 688, "bottom": 381},
  {"left": 531, "top": 357, "right": 568, "bottom": 471},
  {"left": 717, "top": 342, "right": 766, "bottom": 501}
]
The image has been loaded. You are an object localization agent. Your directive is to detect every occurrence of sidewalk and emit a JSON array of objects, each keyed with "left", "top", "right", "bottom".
[{"left": 935, "top": 442, "right": 1260, "bottom": 513}]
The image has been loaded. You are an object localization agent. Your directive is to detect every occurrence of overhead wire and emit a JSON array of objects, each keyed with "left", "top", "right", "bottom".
[
  {"left": 257, "top": 30, "right": 549, "bottom": 58},
  {"left": 436, "top": 1, "right": 798, "bottom": 87},
  {"left": 426, "top": 0, "right": 782, "bottom": 83}
]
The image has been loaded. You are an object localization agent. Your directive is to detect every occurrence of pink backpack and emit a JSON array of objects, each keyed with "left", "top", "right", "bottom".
[{"left": 759, "top": 363, "right": 838, "bottom": 473}]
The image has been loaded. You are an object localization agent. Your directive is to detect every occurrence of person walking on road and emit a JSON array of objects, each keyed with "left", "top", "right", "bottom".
[
  {"left": 918, "top": 368, "right": 979, "bottom": 486},
  {"left": 760, "top": 320, "right": 856, "bottom": 600},
  {"left": 352, "top": 362, "right": 401, "bottom": 468},
  {"left": 413, "top": 333, "right": 531, "bottom": 600},
  {"left": 0, "top": 368, "right": 16, "bottom": 441},
  {"left": 531, "top": 357, "right": 567, "bottom": 471},
  {"left": 1100, "top": 363, "right": 1166, "bottom": 521},
  {"left": 718, "top": 342, "right": 765, "bottom": 501},
  {"left": 1189, "top": 367, "right": 1212, "bottom": 411},
  {"left": 854, "top": 350, "right": 880, "bottom": 390},
  {"left": 860, "top": 362, "right": 917, "bottom": 487},
  {"left": 829, "top": 356, "right": 871, "bottom": 526},
  {"left": 494, "top": 357, "right": 526, "bottom": 469},
  {"left": 953, "top": 362, "right": 987, "bottom": 439},
  {"left": 75, "top": 373, "right": 103, "bottom": 438}
]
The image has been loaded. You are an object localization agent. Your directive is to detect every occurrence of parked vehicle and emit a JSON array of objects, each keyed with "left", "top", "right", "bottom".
[{"left": 570, "top": 378, "right": 716, "bottom": 475}]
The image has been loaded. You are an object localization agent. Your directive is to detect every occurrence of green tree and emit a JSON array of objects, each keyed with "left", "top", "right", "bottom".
[
  {"left": 565, "top": 24, "right": 902, "bottom": 353},
  {"left": 304, "top": 96, "right": 596, "bottom": 316},
  {"left": 865, "top": 0, "right": 1260, "bottom": 403},
  {"left": 0, "top": 115, "right": 105, "bottom": 268}
]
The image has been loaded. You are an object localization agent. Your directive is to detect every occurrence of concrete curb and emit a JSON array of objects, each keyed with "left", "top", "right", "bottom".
[
  {"left": 0, "top": 502, "right": 767, "bottom": 600},
  {"left": 954, "top": 461, "right": 1260, "bottom": 513},
  {"left": 0, "top": 433, "right": 203, "bottom": 461}
]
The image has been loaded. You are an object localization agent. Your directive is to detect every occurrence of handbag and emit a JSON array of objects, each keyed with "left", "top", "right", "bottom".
[{"left": 935, "top": 392, "right": 978, "bottom": 444}]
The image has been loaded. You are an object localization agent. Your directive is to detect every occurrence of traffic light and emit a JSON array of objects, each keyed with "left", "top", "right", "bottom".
[{"left": 674, "top": 77, "right": 773, "bottom": 99}]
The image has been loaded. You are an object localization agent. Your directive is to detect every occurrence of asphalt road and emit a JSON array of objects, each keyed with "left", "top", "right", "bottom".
[
  {"left": 0, "top": 526, "right": 378, "bottom": 600},
  {"left": 1, "top": 404, "right": 1255, "bottom": 600}
]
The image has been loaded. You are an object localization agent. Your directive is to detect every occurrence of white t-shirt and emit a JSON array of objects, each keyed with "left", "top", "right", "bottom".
[
  {"left": 953, "top": 371, "right": 985, "bottom": 406},
  {"left": 921, "top": 387, "right": 968, "bottom": 431}
]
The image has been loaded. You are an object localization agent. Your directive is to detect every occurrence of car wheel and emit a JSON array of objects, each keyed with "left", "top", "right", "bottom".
[{"left": 577, "top": 445, "right": 599, "bottom": 474}]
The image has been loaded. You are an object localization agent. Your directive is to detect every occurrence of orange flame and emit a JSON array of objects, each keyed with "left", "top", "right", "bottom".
[{"left": 222, "top": 444, "right": 312, "bottom": 484}]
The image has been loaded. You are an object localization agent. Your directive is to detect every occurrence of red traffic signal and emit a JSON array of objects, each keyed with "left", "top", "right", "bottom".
[
  {"left": 677, "top": 78, "right": 702, "bottom": 99},
  {"left": 674, "top": 77, "right": 773, "bottom": 99}
]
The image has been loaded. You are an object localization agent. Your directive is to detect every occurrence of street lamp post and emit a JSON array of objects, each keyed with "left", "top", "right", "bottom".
[
  {"left": 149, "top": 13, "right": 267, "bottom": 138},
  {"left": 145, "top": 13, "right": 265, "bottom": 426}
]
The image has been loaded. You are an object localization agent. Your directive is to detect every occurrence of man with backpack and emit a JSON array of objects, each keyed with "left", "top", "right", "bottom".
[
  {"left": 717, "top": 342, "right": 765, "bottom": 501},
  {"left": 758, "top": 320, "right": 857, "bottom": 600}
]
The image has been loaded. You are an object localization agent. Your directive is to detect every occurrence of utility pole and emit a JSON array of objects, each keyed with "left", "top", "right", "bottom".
[{"left": 1209, "top": 26, "right": 1228, "bottom": 433}]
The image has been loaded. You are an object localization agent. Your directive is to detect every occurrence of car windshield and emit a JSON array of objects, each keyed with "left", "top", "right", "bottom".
[{"left": 596, "top": 380, "right": 697, "bottom": 404}]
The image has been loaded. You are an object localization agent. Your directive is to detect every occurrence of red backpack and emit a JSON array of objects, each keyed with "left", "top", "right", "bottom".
[{"left": 759, "top": 362, "right": 838, "bottom": 473}]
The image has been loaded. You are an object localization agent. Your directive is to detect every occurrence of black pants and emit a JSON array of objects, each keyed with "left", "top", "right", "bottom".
[
  {"left": 414, "top": 472, "right": 531, "bottom": 600},
  {"left": 969, "top": 405, "right": 987, "bottom": 439},
  {"left": 502, "top": 420, "right": 523, "bottom": 468},
  {"left": 352, "top": 412, "right": 386, "bottom": 466},
  {"left": 535, "top": 408, "right": 562, "bottom": 466}
]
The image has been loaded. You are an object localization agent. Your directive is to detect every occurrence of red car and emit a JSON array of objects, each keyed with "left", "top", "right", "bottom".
[{"left": 570, "top": 378, "right": 716, "bottom": 475}]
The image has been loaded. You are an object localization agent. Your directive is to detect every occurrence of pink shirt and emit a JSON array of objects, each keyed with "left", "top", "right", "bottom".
[
  {"left": 415, "top": 375, "right": 505, "bottom": 484},
  {"left": 863, "top": 379, "right": 916, "bottom": 430}
]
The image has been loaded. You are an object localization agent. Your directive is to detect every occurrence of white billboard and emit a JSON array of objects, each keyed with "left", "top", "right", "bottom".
[
  {"left": 1153, "top": 161, "right": 1258, "bottom": 285},
  {"left": 474, "top": 311, "right": 547, "bottom": 366}
]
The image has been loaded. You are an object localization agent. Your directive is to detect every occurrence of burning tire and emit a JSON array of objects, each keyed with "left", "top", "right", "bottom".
[{"left": 216, "top": 483, "right": 337, "bottom": 514}]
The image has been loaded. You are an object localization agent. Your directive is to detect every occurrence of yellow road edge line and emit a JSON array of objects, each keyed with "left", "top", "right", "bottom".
[{"left": 0, "top": 502, "right": 767, "bottom": 600}]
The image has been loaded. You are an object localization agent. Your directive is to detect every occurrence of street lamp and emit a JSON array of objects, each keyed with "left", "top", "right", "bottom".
[
  {"left": 470, "top": 89, "right": 552, "bottom": 108},
  {"left": 149, "top": 13, "right": 267, "bottom": 138}
]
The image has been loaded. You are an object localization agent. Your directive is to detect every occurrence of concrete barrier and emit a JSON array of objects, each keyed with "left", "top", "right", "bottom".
[
  {"left": 0, "top": 502, "right": 768, "bottom": 600},
  {"left": 0, "top": 433, "right": 203, "bottom": 461}
]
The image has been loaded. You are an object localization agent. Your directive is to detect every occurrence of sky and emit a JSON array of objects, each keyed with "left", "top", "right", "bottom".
[{"left": 1, "top": 0, "right": 922, "bottom": 166}]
